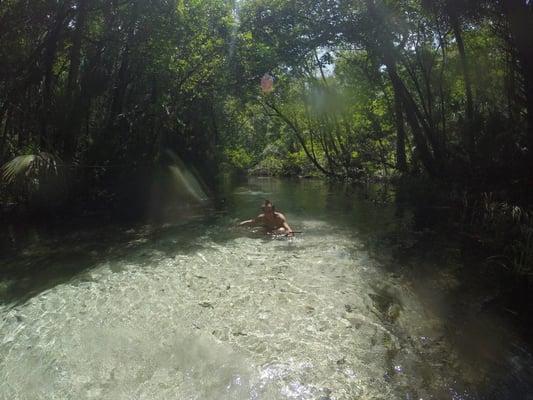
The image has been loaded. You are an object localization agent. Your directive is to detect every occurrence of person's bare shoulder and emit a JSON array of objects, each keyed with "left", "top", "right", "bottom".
[{"left": 275, "top": 212, "right": 287, "bottom": 221}]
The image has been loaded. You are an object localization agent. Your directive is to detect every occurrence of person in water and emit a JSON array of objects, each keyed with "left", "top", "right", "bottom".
[{"left": 239, "top": 200, "right": 294, "bottom": 236}]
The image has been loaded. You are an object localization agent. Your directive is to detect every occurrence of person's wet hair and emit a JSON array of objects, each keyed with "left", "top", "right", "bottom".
[{"left": 262, "top": 200, "right": 275, "bottom": 212}]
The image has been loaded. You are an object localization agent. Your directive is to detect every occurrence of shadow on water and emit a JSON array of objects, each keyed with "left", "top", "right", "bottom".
[
  {"left": 0, "top": 212, "right": 242, "bottom": 305},
  {"left": 0, "top": 176, "right": 346, "bottom": 305}
]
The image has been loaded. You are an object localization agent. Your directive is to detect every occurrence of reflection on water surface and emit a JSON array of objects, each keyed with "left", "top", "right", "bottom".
[{"left": 1, "top": 178, "right": 532, "bottom": 399}]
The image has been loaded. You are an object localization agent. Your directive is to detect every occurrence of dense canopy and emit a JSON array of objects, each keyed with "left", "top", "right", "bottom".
[{"left": 0, "top": 0, "right": 532, "bottom": 200}]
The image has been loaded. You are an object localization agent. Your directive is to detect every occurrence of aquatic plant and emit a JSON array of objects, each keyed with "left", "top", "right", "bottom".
[{"left": 463, "top": 192, "right": 533, "bottom": 279}]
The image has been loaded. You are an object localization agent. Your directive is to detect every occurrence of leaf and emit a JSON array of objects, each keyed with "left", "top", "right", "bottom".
[{"left": 1, "top": 152, "right": 61, "bottom": 185}]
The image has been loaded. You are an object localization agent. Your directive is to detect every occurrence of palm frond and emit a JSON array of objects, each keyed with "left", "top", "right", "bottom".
[{"left": 1, "top": 152, "right": 61, "bottom": 185}]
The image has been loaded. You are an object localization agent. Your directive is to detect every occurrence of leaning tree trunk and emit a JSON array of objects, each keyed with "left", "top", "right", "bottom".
[
  {"left": 365, "top": 0, "right": 441, "bottom": 177},
  {"left": 264, "top": 100, "right": 340, "bottom": 178},
  {"left": 388, "top": 66, "right": 439, "bottom": 177}
]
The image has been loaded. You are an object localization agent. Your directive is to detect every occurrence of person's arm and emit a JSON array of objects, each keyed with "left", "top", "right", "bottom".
[
  {"left": 239, "top": 214, "right": 263, "bottom": 227},
  {"left": 278, "top": 213, "right": 294, "bottom": 236},
  {"left": 283, "top": 221, "right": 294, "bottom": 236}
]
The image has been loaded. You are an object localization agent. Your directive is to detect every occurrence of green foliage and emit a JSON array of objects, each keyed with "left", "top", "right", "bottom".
[
  {"left": 285, "top": 150, "right": 318, "bottom": 177},
  {"left": 0, "top": 0, "right": 237, "bottom": 201},
  {"left": 231, "top": 0, "right": 532, "bottom": 183},
  {"left": 1, "top": 0, "right": 532, "bottom": 205},
  {"left": 249, "top": 148, "right": 317, "bottom": 177},
  {"left": 224, "top": 147, "right": 253, "bottom": 171},
  {"left": 250, "top": 155, "right": 285, "bottom": 176}
]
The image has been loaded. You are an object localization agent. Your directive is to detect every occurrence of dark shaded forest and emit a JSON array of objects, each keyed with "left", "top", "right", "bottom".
[{"left": 1, "top": 0, "right": 533, "bottom": 281}]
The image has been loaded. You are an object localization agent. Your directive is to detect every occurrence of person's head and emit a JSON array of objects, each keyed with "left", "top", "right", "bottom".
[{"left": 262, "top": 199, "right": 275, "bottom": 215}]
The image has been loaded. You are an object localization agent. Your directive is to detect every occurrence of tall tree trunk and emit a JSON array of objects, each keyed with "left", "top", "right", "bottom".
[
  {"left": 40, "top": 3, "right": 71, "bottom": 149},
  {"left": 106, "top": 2, "right": 138, "bottom": 135},
  {"left": 63, "top": 0, "right": 89, "bottom": 161},
  {"left": 106, "top": 45, "right": 130, "bottom": 133},
  {"left": 393, "top": 85, "right": 408, "bottom": 173},
  {"left": 449, "top": 12, "right": 473, "bottom": 122},
  {"left": 0, "top": 108, "right": 10, "bottom": 160},
  {"left": 449, "top": 10, "right": 475, "bottom": 157},
  {"left": 502, "top": 0, "right": 533, "bottom": 173}
]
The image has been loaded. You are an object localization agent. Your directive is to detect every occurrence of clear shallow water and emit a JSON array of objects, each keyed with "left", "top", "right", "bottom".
[{"left": 1, "top": 178, "right": 533, "bottom": 399}]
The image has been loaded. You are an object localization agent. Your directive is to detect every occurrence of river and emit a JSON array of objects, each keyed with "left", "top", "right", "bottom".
[{"left": 1, "top": 177, "right": 532, "bottom": 399}]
